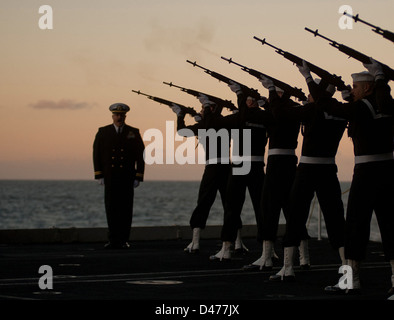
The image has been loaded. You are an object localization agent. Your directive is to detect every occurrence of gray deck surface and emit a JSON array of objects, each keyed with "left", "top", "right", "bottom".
[{"left": 0, "top": 236, "right": 393, "bottom": 310}]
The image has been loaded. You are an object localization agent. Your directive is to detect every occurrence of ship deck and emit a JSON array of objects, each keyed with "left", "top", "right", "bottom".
[{"left": 0, "top": 227, "right": 392, "bottom": 314}]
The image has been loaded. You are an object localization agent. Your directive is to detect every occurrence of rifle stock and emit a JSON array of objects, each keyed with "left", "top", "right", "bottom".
[{"left": 131, "top": 89, "right": 198, "bottom": 117}]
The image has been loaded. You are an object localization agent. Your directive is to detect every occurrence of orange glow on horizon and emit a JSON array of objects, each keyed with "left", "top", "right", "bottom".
[{"left": 0, "top": 1, "right": 393, "bottom": 181}]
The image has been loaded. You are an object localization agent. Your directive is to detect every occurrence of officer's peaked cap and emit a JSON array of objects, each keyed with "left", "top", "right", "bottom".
[{"left": 109, "top": 103, "right": 130, "bottom": 113}]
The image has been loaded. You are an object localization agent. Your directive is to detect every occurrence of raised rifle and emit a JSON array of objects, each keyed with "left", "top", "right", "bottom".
[
  {"left": 343, "top": 12, "right": 394, "bottom": 43},
  {"left": 131, "top": 90, "right": 198, "bottom": 117},
  {"left": 221, "top": 56, "right": 307, "bottom": 101},
  {"left": 305, "top": 27, "right": 394, "bottom": 81},
  {"left": 186, "top": 60, "right": 261, "bottom": 100},
  {"left": 253, "top": 36, "right": 350, "bottom": 91},
  {"left": 163, "top": 81, "right": 237, "bottom": 112}
]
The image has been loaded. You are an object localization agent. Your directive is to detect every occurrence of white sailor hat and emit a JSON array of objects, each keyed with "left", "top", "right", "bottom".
[
  {"left": 109, "top": 103, "right": 130, "bottom": 113},
  {"left": 275, "top": 86, "right": 284, "bottom": 93},
  {"left": 351, "top": 71, "right": 374, "bottom": 82},
  {"left": 314, "top": 78, "right": 336, "bottom": 96}
]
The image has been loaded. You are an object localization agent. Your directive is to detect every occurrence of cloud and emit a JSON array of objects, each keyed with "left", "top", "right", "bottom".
[{"left": 29, "top": 99, "right": 96, "bottom": 110}]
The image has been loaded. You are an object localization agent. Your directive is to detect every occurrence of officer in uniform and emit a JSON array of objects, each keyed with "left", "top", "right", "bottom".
[
  {"left": 93, "top": 103, "right": 145, "bottom": 249},
  {"left": 322, "top": 59, "right": 394, "bottom": 294}
]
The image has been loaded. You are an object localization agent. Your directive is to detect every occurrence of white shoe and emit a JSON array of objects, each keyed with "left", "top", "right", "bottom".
[
  {"left": 234, "top": 229, "right": 249, "bottom": 254},
  {"left": 389, "top": 261, "right": 394, "bottom": 295},
  {"left": 184, "top": 228, "right": 200, "bottom": 253},
  {"left": 209, "top": 241, "right": 232, "bottom": 261},
  {"left": 271, "top": 247, "right": 279, "bottom": 260},
  {"left": 388, "top": 275, "right": 394, "bottom": 296},
  {"left": 324, "top": 282, "right": 346, "bottom": 293},
  {"left": 243, "top": 240, "right": 274, "bottom": 271},
  {"left": 338, "top": 247, "right": 346, "bottom": 265},
  {"left": 269, "top": 247, "right": 296, "bottom": 281},
  {"left": 298, "top": 240, "right": 310, "bottom": 269},
  {"left": 347, "top": 259, "right": 361, "bottom": 290}
]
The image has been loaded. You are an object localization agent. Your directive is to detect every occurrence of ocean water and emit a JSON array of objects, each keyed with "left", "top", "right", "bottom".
[{"left": 0, "top": 180, "right": 382, "bottom": 242}]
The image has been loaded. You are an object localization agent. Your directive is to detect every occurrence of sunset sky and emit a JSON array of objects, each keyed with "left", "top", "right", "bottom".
[{"left": 0, "top": 0, "right": 393, "bottom": 181}]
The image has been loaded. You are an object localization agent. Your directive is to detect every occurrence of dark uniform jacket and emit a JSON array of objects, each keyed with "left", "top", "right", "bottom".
[
  {"left": 93, "top": 124, "right": 145, "bottom": 181},
  {"left": 206, "top": 93, "right": 272, "bottom": 161},
  {"left": 273, "top": 81, "right": 347, "bottom": 158},
  {"left": 263, "top": 91, "right": 301, "bottom": 151},
  {"left": 321, "top": 84, "right": 393, "bottom": 157},
  {"left": 177, "top": 111, "right": 231, "bottom": 164}
]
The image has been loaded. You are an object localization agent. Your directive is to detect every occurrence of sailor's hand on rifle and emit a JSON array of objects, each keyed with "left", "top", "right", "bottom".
[
  {"left": 326, "top": 84, "right": 336, "bottom": 96},
  {"left": 363, "top": 57, "right": 385, "bottom": 81},
  {"left": 257, "top": 97, "right": 268, "bottom": 108},
  {"left": 198, "top": 94, "right": 210, "bottom": 105},
  {"left": 297, "top": 60, "right": 313, "bottom": 82},
  {"left": 341, "top": 89, "right": 352, "bottom": 102},
  {"left": 171, "top": 103, "right": 182, "bottom": 116},
  {"left": 194, "top": 114, "right": 202, "bottom": 122},
  {"left": 259, "top": 75, "right": 275, "bottom": 91},
  {"left": 228, "top": 81, "right": 242, "bottom": 95},
  {"left": 198, "top": 94, "right": 214, "bottom": 108}
]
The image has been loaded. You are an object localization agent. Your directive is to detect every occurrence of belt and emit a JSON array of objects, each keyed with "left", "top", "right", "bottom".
[
  {"left": 355, "top": 152, "right": 394, "bottom": 164},
  {"left": 299, "top": 156, "right": 336, "bottom": 165},
  {"left": 268, "top": 148, "right": 296, "bottom": 157},
  {"left": 231, "top": 155, "right": 265, "bottom": 162},
  {"left": 206, "top": 158, "right": 230, "bottom": 165}
]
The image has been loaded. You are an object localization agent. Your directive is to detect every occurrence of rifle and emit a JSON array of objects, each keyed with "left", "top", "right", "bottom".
[
  {"left": 253, "top": 36, "right": 350, "bottom": 91},
  {"left": 221, "top": 56, "right": 307, "bottom": 101},
  {"left": 163, "top": 81, "right": 238, "bottom": 112},
  {"left": 305, "top": 27, "right": 394, "bottom": 81},
  {"left": 343, "top": 12, "right": 394, "bottom": 43},
  {"left": 131, "top": 90, "right": 198, "bottom": 116},
  {"left": 186, "top": 60, "right": 261, "bottom": 100}
]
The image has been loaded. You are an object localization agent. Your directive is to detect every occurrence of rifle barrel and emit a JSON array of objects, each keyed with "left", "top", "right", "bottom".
[
  {"left": 186, "top": 60, "right": 204, "bottom": 69},
  {"left": 131, "top": 89, "right": 150, "bottom": 97},
  {"left": 220, "top": 56, "right": 247, "bottom": 70},
  {"left": 253, "top": 36, "right": 282, "bottom": 52},
  {"left": 344, "top": 12, "right": 377, "bottom": 29},
  {"left": 163, "top": 81, "right": 183, "bottom": 90},
  {"left": 305, "top": 27, "right": 337, "bottom": 44}
]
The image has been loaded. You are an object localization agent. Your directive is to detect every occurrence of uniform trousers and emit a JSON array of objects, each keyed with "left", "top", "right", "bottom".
[
  {"left": 104, "top": 176, "right": 134, "bottom": 244},
  {"left": 345, "top": 160, "right": 394, "bottom": 261},
  {"left": 189, "top": 164, "right": 230, "bottom": 229},
  {"left": 221, "top": 161, "right": 265, "bottom": 242},
  {"left": 259, "top": 155, "right": 298, "bottom": 242},
  {"left": 283, "top": 163, "right": 345, "bottom": 249}
]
